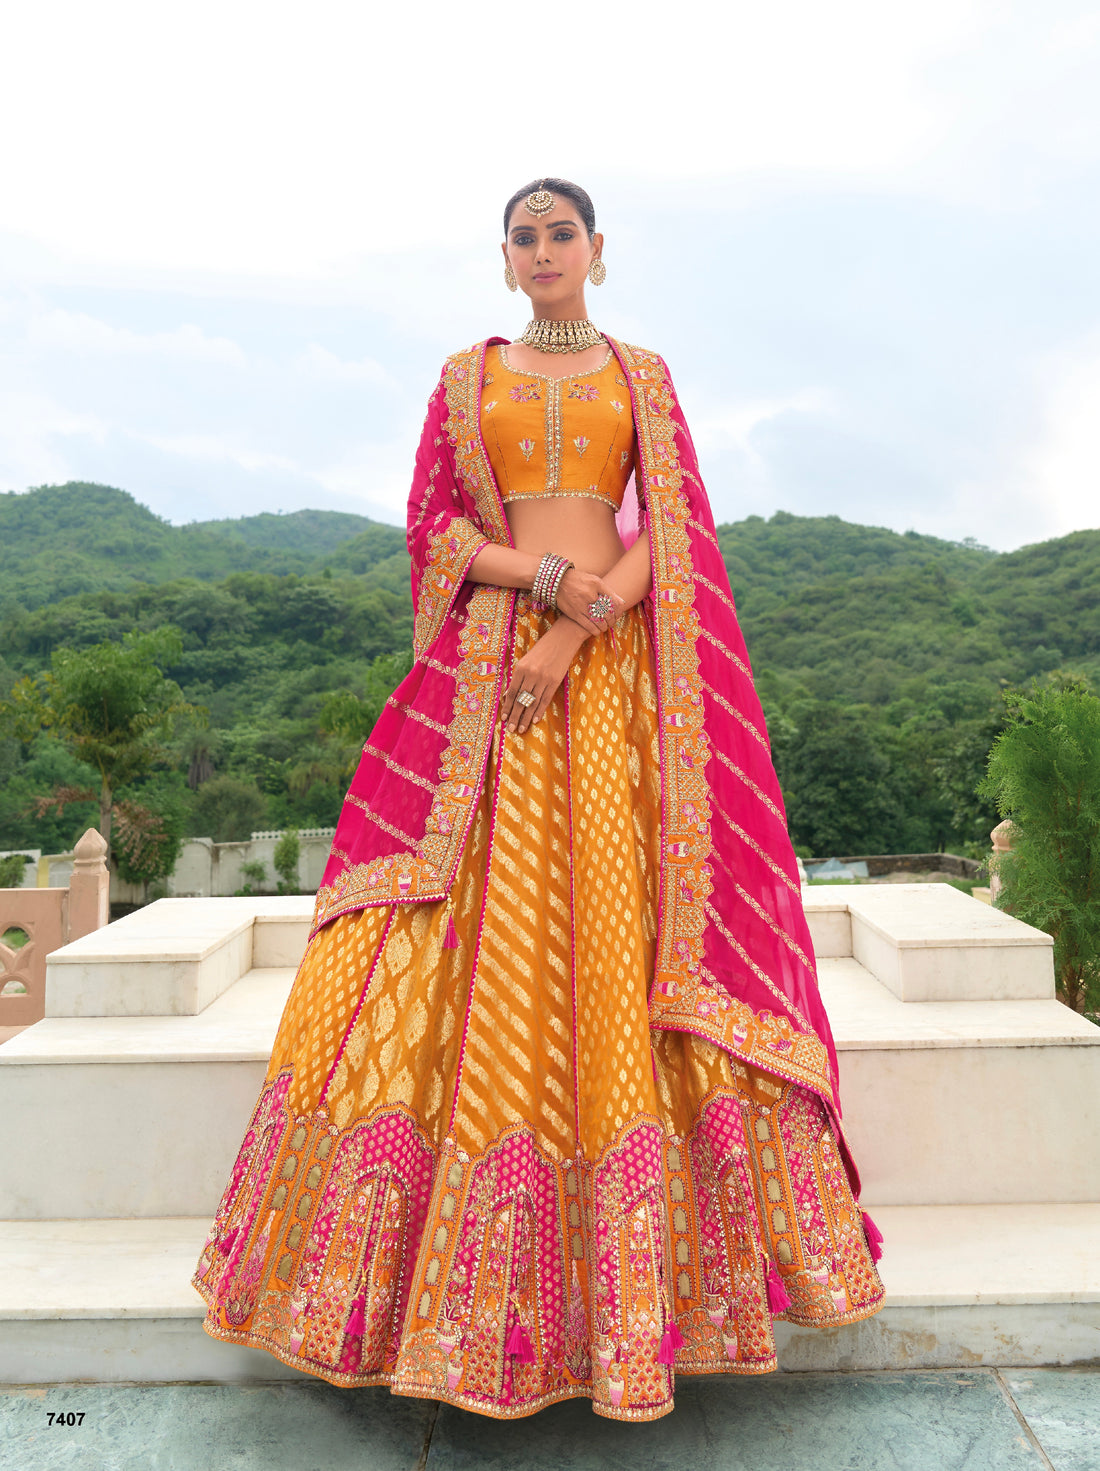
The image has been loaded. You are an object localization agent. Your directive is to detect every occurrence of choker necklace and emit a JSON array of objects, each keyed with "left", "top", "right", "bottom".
[{"left": 518, "top": 318, "right": 605, "bottom": 354}]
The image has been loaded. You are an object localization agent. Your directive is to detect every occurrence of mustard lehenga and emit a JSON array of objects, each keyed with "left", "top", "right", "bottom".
[{"left": 192, "top": 345, "right": 884, "bottom": 1421}]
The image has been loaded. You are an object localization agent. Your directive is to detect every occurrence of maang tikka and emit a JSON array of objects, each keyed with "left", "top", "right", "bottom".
[{"left": 525, "top": 182, "right": 554, "bottom": 218}]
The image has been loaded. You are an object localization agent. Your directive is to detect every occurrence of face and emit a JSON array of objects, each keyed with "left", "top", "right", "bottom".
[{"left": 502, "top": 195, "right": 602, "bottom": 307}]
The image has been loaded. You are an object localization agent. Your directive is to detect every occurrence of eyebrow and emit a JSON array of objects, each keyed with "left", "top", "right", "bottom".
[{"left": 510, "top": 218, "right": 580, "bottom": 235}]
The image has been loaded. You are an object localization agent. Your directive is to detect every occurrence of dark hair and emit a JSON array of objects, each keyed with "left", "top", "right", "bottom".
[{"left": 503, "top": 178, "right": 596, "bottom": 238}]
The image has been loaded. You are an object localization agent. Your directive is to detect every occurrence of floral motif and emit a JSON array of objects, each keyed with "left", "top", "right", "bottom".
[
  {"left": 509, "top": 383, "right": 541, "bottom": 403},
  {"left": 567, "top": 382, "right": 599, "bottom": 401},
  {"left": 518, "top": 438, "right": 536, "bottom": 461},
  {"left": 610, "top": 399, "right": 625, "bottom": 414},
  {"left": 573, "top": 436, "right": 590, "bottom": 456}
]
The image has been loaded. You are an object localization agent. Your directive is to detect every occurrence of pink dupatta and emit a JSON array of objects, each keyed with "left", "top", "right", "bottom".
[{"left": 313, "top": 337, "right": 854, "bottom": 1183}]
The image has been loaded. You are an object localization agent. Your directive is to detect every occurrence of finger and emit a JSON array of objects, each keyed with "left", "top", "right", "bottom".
[{"left": 517, "top": 687, "right": 546, "bottom": 733}]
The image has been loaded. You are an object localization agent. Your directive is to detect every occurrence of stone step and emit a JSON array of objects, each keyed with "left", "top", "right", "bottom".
[
  {"left": 804, "top": 883, "right": 1055, "bottom": 1001},
  {"left": 820, "top": 957, "right": 1100, "bottom": 1207},
  {"left": 1, "top": 1205, "right": 1096, "bottom": 1383},
  {"left": 45, "top": 896, "right": 313, "bottom": 1018},
  {"left": 2, "top": 958, "right": 1097, "bottom": 1219}
]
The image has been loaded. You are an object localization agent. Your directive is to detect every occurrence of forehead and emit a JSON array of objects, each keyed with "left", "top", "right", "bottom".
[{"left": 507, "top": 196, "right": 584, "bottom": 232}]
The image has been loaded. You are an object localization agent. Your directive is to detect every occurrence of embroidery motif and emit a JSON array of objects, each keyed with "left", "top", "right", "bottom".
[
  {"left": 616, "top": 342, "right": 716, "bottom": 1011},
  {"left": 573, "top": 436, "right": 590, "bottom": 456},
  {"left": 518, "top": 438, "right": 535, "bottom": 461},
  {"left": 567, "top": 382, "right": 599, "bottom": 401},
  {"left": 509, "top": 383, "right": 541, "bottom": 403},
  {"left": 193, "top": 1070, "right": 882, "bottom": 1415}
]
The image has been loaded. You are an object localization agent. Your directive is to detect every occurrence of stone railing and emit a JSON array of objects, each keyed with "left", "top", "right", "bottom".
[{"left": 0, "top": 828, "right": 109, "bottom": 1033}]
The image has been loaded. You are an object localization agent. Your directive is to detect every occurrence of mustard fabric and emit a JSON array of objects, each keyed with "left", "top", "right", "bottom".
[
  {"left": 194, "top": 602, "right": 884, "bottom": 1420},
  {"left": 480, "top": 346, "right": 636, "bottom": 510}
]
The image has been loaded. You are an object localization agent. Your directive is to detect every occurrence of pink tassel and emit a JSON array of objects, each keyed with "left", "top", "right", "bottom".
[
  {"left": 862, "top": 1209, "right": 884, "bottom": 1263},
  {"left": 221, "top": 1225, "right": 239, "bottom": 1252},
  {"left": 443, "top": 913, "right": 459, "bottom": 949},
  {"left": 346, "top": 1296, "right": 366, "bottom": 1335},
  {"left": 657, "top": 1321, "right": 684, "bottom": 1363},
  {"left": 766, "top": 1263, "right": 791, "bottom": 1315},
  {"left": 505, "top": 1322, "right": 535, "bottom": 1362}
]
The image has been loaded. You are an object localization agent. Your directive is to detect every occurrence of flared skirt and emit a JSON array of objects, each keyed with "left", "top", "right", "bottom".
[{"left": 192, "top": 595, "right": 884, "bottom": 1420}]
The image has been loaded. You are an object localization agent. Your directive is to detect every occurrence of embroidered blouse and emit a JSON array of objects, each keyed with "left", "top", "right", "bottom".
[{"left": 479, "top": 344, "right": 636, "bottom": 511}]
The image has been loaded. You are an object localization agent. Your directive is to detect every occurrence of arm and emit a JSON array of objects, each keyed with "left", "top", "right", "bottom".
[{"left": 500, "top": 531, "right": 652, "bottom": 733}]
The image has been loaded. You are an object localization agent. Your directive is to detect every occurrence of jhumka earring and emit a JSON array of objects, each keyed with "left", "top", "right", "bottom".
[
  {"left": 588, "top": 258, "right": 607, "bottom": 286},
  {"left": 504, "top": 263, "right": 518, "bottom": 292}
]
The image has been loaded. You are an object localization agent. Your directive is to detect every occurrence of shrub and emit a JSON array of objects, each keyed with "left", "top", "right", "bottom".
[
  {"left": 980, "top": 681, "right": 1100, "bottom": 1013},
  {"left": 273, "top": 828, "right": 300, "bottom": 894}
]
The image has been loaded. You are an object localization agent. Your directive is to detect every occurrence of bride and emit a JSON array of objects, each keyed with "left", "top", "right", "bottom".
[{"left": 192, "top": 176, "right": 884, "bottom": 1421}]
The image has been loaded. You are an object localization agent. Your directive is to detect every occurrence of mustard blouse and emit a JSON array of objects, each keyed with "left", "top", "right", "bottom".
[{"left": 480, "top": 345, "right": 636, "bottom": 511}]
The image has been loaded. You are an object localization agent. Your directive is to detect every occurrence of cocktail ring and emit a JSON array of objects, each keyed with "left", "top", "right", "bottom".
[
  {"left": 516, "top": 690, "right": 536, "bottom": 707},
  {"left": 587, "top": 593, "right": 614, "bottom": 621}
]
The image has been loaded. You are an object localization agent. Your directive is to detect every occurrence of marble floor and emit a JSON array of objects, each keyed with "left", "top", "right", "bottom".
[{"left": 2, "top": 1369, "right": 1097, "bottom": 1471}]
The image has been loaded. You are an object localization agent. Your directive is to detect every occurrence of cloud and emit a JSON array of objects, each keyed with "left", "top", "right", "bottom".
[
  {"left": 28, "top": 310, "right": 246, "bottom": 367},
  {"left": 1017, "top": 343, "right": 1100, "bottom": 539},
  {"left": 297, "top": 345, "right": 393, "bottom": 386},
  {"left": 0, "top": 389, "right": 106, "bottom": 489}
]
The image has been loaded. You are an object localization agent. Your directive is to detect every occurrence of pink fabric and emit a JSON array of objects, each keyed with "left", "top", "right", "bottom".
[{"left": 315, "top": 334, "right": 847, "bottom": 1160}]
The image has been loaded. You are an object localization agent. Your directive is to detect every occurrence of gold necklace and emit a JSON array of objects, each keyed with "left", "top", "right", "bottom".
[{"left": 517, "top": 318, "right": 605, "bottom": 354}]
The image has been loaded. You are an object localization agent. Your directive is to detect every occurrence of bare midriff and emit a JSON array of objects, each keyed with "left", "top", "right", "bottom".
[{"left": 505, "top": 499, "right": 627, "bottom": 578}]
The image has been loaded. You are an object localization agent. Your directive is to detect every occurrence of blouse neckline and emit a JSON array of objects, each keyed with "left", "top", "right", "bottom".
[{"left": 496, "top": 343, "right": 614, "bottom": 384}]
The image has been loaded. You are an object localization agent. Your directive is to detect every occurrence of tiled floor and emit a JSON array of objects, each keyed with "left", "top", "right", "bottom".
[{"left": 2, "top": 1370, "right": 1097, "bottom": 1471}]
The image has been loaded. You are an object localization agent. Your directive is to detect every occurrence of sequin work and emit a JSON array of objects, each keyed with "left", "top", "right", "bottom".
[
  {"left": 193, "top": 602, "right": 884, "bottom": 1420},
  {"left": 481, "top": 346, "right": 635, "bottom": 510}
]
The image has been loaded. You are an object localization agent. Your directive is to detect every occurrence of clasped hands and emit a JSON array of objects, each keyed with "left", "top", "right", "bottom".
[{"left": 500, "top": 568, "right": 626, "bottom": 734}]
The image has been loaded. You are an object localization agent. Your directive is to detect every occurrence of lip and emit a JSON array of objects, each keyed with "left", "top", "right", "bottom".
[{"left": 532, "top": 272, "right": 561, "bottom": 282}]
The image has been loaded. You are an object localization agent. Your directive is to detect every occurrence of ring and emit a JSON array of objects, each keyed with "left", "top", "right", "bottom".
[
  {"left": 515, "top": 690, "right": 536, "bottom": 707},
  {"left": 587, "top": 593, "right": 614, "bottom": 621}
]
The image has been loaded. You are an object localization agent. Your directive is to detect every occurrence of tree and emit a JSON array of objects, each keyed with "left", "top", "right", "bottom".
[
  {"left": 1, "top": 628, "right": 199, "bottom": 845},
  {"left": 0, "top": 853, "right": 33, "bottom": 888},
  {"left": 112, "top": 794, "right": 186, "bottom": 900},
  {"left": 273, "top": 828, "right": 300, "bottom": 894},
  {"left": 777, "top": 704, "right": 905, "bottom": 856},
  {"left": 980, "top": 681, "right": 1100, "bottom": 1014},
  {"left": 186, "top": 775, "right": 267, "bottom": 843}
]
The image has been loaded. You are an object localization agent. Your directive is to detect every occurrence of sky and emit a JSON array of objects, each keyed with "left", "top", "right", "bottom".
[{"left": 2, "top": 0, "right": 1099, "bottom": 551}]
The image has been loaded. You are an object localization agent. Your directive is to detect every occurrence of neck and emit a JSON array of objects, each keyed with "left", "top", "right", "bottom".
[{"left": 531, "top": 291, "right": 589, "bottom": 323}]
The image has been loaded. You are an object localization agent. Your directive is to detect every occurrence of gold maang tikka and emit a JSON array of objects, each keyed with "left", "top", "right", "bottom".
[{"left": 525, "top": 182, "right": 554, "bottom": 218}]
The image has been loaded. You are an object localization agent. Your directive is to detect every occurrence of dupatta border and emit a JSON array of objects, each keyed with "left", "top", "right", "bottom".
[
  {"left": 310, "top": 343, "right": 515, "bottom": 929},
  {"left": 611, "top": 340, "right": 836, "bottom": 1111}
]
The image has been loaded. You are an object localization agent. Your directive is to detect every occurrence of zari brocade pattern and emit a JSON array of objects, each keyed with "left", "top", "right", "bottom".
[{"left": 193, "top": 602, "right": 884, "bottom": 1421}]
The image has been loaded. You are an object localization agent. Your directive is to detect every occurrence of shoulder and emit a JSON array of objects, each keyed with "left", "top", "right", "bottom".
[
  {"left": 606, "top": 338, "right": 672, "bottom": 378},
  {"left": 442, "top": 338, "right": 505, "bottom": 373}
]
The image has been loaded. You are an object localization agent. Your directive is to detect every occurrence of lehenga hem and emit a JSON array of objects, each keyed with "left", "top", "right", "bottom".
[{"left": 191, "top": 1273, "right": 886, "bottom": 1420}]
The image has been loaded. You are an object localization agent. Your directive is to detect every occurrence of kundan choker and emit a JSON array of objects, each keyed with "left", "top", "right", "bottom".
[{"left": 518, "top": 318, "right": 605, "bottom": 354}]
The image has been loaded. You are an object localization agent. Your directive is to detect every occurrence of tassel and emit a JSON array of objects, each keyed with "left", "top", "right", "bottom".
[
  {"left": 221, "top": 1225, "right": 239, "bottom": 1252},
  {"left": 766, "top": 1263, "right": 791, "bottom": 1315},
  {"left": 346, "top": 1295, "right": 366, "bottom": 1335},
  {"left": 657, "top": 1321, "right": 684, "bottom": 1364},
  {"left": 505, "top": 1322, "right": 536, "bottom": 1362},
  {"left": 442, "top": 896, "right": 459, "bottom": 950},
  {"left": 862, "top": 1209, "right": 884, "bottom": 1263}
]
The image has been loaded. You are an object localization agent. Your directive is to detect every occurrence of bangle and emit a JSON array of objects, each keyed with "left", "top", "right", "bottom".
[
  {"left": 548, "top": 559, "right": 574, "bottom": 610},
  {"left": 531, "top": 552, "right": 571, "bottom": 610}
]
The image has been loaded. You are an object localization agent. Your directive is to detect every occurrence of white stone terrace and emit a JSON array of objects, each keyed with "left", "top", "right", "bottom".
[{"left": 1, "top": 884, "right": 1098, "bottom": 1383}]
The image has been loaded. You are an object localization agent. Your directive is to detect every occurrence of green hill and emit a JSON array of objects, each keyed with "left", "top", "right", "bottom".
[
  {"left": 0, "top": 483, "right": 383, "bottom": 612},
  {"left": 2, "top": 484, "right": 1098, "bottom": 863}
]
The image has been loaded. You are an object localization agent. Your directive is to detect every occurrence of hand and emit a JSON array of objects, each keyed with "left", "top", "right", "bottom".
[
  {"left": 500, "top": 623, "right": 582, "bottom": 734},
  {"left": 553, "top": 568, "right": 626, "bottom": 636}
]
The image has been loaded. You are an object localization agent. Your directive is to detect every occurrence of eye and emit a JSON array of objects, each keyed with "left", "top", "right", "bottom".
[
  {"left": 554, "top": 231, "right": 575, "bottom": 240},
  {"left": 513, "top": 234, "right": 535, "bottom": 246}
]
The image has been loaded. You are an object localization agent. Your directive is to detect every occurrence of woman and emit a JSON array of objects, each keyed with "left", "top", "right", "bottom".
[{"left": 193, "top": 177, "right": 885, "bottom": 1421}]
